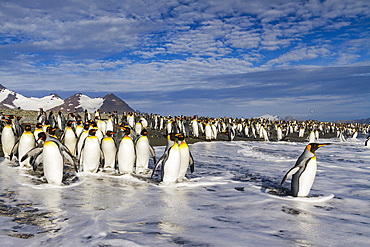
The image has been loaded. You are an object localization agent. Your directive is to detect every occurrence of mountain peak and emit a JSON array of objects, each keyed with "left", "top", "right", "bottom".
[{"left": 0, "top": 85, "right": 135, "bottom": 113}]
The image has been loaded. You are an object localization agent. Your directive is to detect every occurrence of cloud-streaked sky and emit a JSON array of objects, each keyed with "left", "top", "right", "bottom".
[{"left": 0, "top": 0, "right": 369, "bottom": 121}]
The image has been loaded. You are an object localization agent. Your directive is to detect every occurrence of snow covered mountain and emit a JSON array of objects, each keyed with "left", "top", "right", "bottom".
[
  {"left": 257, "top": 113, "right": 281, "bottom": 120},
  {"left": 0, "top": 84, "right": 134, "bottom": 113}
]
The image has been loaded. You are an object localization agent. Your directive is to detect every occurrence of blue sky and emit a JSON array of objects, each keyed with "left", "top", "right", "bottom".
[{"left": 0, "top": 0, "right": 369, "bottom": 121}]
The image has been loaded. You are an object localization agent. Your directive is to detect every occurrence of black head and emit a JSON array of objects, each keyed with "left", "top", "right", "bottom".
[
  {"left": 37, "top": 132, "right": 47, "bottom": 141},
  {"left": 89, "top": 129, "right": 97, "bottom": 136},
  {"left": 307, "top": 143, "right": 330, "bottom": 153},
  {"left": 176, "top": 133, "right": 185, "bottom": 141},
  {"left": 124, "top": 128, "right": 131, "bottom": 136},
  {"left": 24, "top": 124, "right": 32, "bottom": 131},
  {"left": 47, "top": 127, "right": 56, "bottom": 135},
  {"left": 168, "top": 133, "right": 176, "bottom": 141},
  {"left": 106, "top": 131, "right": 115, "bottom": 137},
  {"left": 141, "top": 129, "right": 148, "bottom": 136}
]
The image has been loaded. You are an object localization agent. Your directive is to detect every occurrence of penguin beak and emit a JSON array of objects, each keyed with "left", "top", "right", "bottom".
[{"left": 318, "top": 143, "right": 330, "bottom": 147}]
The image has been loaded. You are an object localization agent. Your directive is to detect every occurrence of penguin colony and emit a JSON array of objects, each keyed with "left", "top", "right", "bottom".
[{"left": 0, "top": 109, "right": 369, "bottom": 196}]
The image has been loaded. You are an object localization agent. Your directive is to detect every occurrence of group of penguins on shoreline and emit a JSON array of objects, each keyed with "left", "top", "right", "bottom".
[
  {"left": 1, "top": 109, "right": 369, "bottom": 196},
  {"left": 0, "top": 109, "right": 194, "bottom": 186}
]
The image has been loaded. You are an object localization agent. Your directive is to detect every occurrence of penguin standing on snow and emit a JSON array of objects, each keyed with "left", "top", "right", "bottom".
[
  {"left": 10, "top": 124, "right": 36, "bottom": 167},
  {"left": 1, "top": 119, "right": 16, "bottom": 159},
  {"left": 135, "top": 129, "right": 156, "bottom": 174},
  {"left": 79, "top": 129, "right": 104, "bottom": 173},
  {"left": 117, "top": 128, "right": 136, "bottom": 174},
  {"left": 101, "top": 131, "right": 117, "bottom": 169},
  {"left": 281, "top": 143, "right": 330, "bottom": 197},
  {"left": 57, "top": 111, "right": 66, "bottom": 131},
  {"left": 177, "top": 133, "right": 194, "bottom": 182},
  {"left": 151, "top": 133, "right": 180, "bottom": 183},
  {"left": 61, "top": 120, "right": 77, "bottom": 156}
]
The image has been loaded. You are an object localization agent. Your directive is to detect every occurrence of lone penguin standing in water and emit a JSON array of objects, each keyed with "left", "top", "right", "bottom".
[{"left": 281, "top": 143, "right": 329, "bottom": 197}]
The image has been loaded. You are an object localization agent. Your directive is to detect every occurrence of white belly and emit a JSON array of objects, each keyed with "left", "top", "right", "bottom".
[
  {"left": 135, "top": 137, "right": 150, "bottom": 173},
  {"left": 64, "top": 130, "right": 76, "bottom": 155},
  {"left": 101, "top": 138, "right": 117, "bottom": 169},
  {"left": 177, "top": 144, "right": 190, "bottom": 181},
  {"left": 82, "top": 137, "right": 101, "bottom": 172},
  {"left": 19, "top": 133, "right": 36, "bottom": 167},
  {"left": 163, "top": 146, "right": 180, "bottom": 183},
  {"left": 43, "top": 141, "right": 64, "bottom": 185},
  {"left": 1, "top": 126, "right": 15, "bottom": 158},
  {"left": 117, "top": 138, "right": 135, "bottom": 173},
  {"left": 297, "top": 157, "right": 317, "bottom": 197},
  {"left": 205, "top": 125, "right": 212, "bottom": 140}
]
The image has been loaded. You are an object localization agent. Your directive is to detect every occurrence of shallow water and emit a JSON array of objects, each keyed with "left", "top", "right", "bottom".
[{"left": 0, "top": 138, "right": 369, "bottom": 246}]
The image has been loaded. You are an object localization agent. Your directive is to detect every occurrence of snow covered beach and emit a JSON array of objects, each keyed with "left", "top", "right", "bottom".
[{"left": 0, "top": 136, "right": 369, "bottom": 246}]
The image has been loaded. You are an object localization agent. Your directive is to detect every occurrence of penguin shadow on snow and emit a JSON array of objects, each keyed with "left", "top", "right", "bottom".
[{"left": 233, "top": 171, "right": 291, "bottom": 197}]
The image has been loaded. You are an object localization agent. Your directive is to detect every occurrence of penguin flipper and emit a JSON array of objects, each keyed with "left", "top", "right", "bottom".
[
  {"left": 99, "top": 149, "right": 105, "bottom": 169},
  {"left": 31, "top": 150, "right": 43, "bottom": 171},
  {"left": 9, "top": 141, "right": 20, "bottom": 161},
  {"left": 281, "top": 166, "right": 300, "bottom": 185},
  {"left": 149, "top": 145, "right": 156, "bottom": 164},
  {"left": 189, "top": 151, "right": 195, "bottom": 173},
  {"left": 21, "top": 147, "right": 43, "bottom": 162},
  {"left": 151, "top": 152, "right": 167, "bottom": 178}
]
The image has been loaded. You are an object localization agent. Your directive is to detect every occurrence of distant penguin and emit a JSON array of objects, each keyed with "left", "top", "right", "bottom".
[
  {"left": 61, "top": 120, "right": 77, "bottom": 156},
  {"left": 365, "top": 135, "right": 370, "bottom": 147},
  {"left": 79, "top": 129, "right": 104, "bottom": 172},
  {"left": 339, "top": 131, "right": 347, "bottom": 142},
  {"left": 1, "top": 119, "right": 16, "bottom": 159},
  {"left": 177, "top": 133, "right": 194, "bottom": 182},
  {"left": 37, "top": 108, "right": 47, "bottom": 124},
  {"left": 106, "top": 116, "right": 114, "bottom": 132},
  {"left": 151, "top": 133, "right": 180, "bottom": 183},
  {"left": 308, "top": 131, "right": 316, "bottom": 143},
  {"left": 261, "top": 125, "right": 269, "bottom": 141},
  {"left": 135, "top": 120, "right": 143, "bottom": 136},
  {"left": 281, "top": 143, "right": 329, "bottom": 197},
  {"left": 135, "top": 129, "right": 156, "bottom": 174},
  {"left": 277, "top": 126, "right": 283, "bottom": 141},
  {"left": 75, "top": 120, "right": 84, "bottom": 138},
  {"left": 57, "top": 111, "right": 66, "bottom": 131},
  {"left": 205, "top": 122, "right": 212, "bottom": 141},
  {"left": 127, "top": 113, "right": 135, "bottom": 128},
  {"left": 48, "top": 111, "right": 57, "bottom": 128},
  {"left": 226, "top": 124, "right": 236, "bottom": 141},
  {"left": 117, "top": 128, "right": 136, "bottom": 174},
  {"left": 84, "top": 109, "right": 91, "bottom": 122},
  {"left": 101, "top": 131, "right": 117, "bottom": 169},
  {"left": 33, "top": 123, "right": 43, "bottom": 142},
  {"left": 76, "top": 123, "right": 90, "bottom": 158}
]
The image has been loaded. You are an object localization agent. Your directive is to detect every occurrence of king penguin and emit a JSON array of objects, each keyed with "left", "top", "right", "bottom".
[
  {"left": 117, "top": 128, "right": 136, "bottom": 174},
  {"left": 151, "top": 133, "right": 180, "bottom": 183},
  {"left": 61, "top": 120, "right": 77, "bottom": 156},
  {"left": 135, "top": 129, "right": 156, "bottom": 174},
  {"left": 21, "top": 132, "right": 76, "bottom": 185},
  {"left": 79, "top": 129, "right": 104, "bottom": 173},
  {"left": 177, "top": 133, "right": 194, "bottom": 182},
  {"left": 281, "top": 143, "right": 329, "bottom": 197},
  {"left": 12, "top": 124, "right": 36, "bottom": 167},
  {"left": 101, "top": 131, "right": 117, "bottom": 170},
  {"left": 1, "top": 119, "right": 16, "bottom": 159}
]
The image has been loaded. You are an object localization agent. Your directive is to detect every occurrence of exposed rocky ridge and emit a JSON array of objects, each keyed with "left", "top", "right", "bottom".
[{"left": 0, "top": 84, "right": 135, "bottom": 113}]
